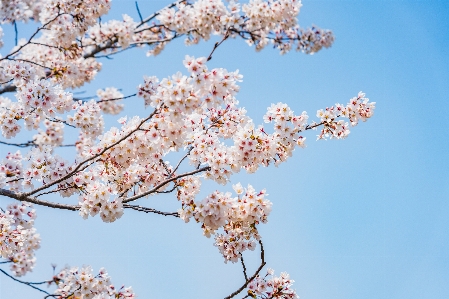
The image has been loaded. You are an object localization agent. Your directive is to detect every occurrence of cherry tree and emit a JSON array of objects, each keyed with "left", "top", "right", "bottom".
[{"left": 0, "top": 0, "right": 375, "bottom": 298}]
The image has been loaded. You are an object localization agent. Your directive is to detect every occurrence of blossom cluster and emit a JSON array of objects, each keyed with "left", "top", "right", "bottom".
[
  {"left": 84, "top": 14, "right": 137, "bottom": 53},
  {"left": 20, "top": 146, "right": 71, "bottom": 190},
  {"left": 0, "top": 60, "right": 73, "bottom": 138},
  {"left": 0, "top": 60, "right": 36, "bottom": 84},
  {"left": 0, "top": 151, "right": 23, "bottom": 191},
  {"left": 153, "top": 0, "right": 334, "bottom": 55},
  {"left": 0, "top": 0, "right": 334, "bottom": 99},
  {"left": 0, "top": 203, "right": 40, "bottom": 277},
  {"left": 68, "top": 100, "right": 104, "bottom": 139},
  {"left": 54, "top": 265, "right": 135, "bottom": 299},
  {"left": 78, "top": 182, "right": 124, "bottom": 223},
  {"left": 0, "top": 96, "right": 24, "bottom": 138},
  {"left": 16, "top": 78, "right": 72, "bottom": 126},
  {"left": 315, "top": 91, "right": 375, "bottom": 140},
  {"left": 0, "top": 0, "right": 41, "bottom": 24},
  {"left": 39, "top": 0, "right": 111, "bottom": 48},
  {"left": 33, "top": 118, "right": 64, "bottom": 147},
  {"left": 179, "top": 183, "right": 272, "bottom": 262},
  {"left": 247, "top": 268, "right": 299, "bottom": 299},
  {"left": 12, "top": 30, "right": 102, "bottom": 90}
]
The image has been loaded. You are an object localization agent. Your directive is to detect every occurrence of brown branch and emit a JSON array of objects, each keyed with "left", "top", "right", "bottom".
[
  {"left": 29, "top": 41, "right": 63, "bottom": 49},
  {"left": 224, "top": 240, "right": 266, "bottom": 299},
  {"left": 46, "top": 117, "right": 76, "bottom": 128},
  {"left": 7, "top": 58, "right": 52, "bottom": 70},
  {"left": 240, "top": 256, "right": 248, "bottom": 281},
  {"left": 35, "top": 185, "right": 76, "bottom": 198},
  {"left": 155, "top": 183, "right": 178, "bottom": 194},
  {"left": 0, "top": 140, "right": 36, "bottom": 148},
  {"left": 123, "top": 204, "right": 179, "bottom": 217},
  {"left": 0, "top": 84, "right": 17, "bottom": 94},
  {"left": 97, "top": 93, "right": 136, "bottom": 103},
  {"left": 0, "top": 188, "right": 79, "bottom": 211},
  {"left": 207, "top": 28, "right": 231, "bottom": 61},
  {"left": 170, "top": 146, "right": 193, "bottom": 177},
  {"left": 0, "top": 265, "right": 80, "bottom": 299}
]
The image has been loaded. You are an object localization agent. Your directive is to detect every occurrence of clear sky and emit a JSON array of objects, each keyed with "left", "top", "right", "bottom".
[{"left": 1, "top": 0, "right": 448, "bottom": 298}]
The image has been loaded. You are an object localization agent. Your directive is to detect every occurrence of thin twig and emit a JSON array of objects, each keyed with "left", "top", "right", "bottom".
[
  {"left": 155, "top": 183, "right": 178, "bottom": 194},
  {"left": 35, "top": 185, "right": 76, "bottom": 198},
  {"left": 0, "top": 268, "right": 51, "bottom": 295},
  {"left": 135, "top": 1, "right": 144, "bottom": 23},
  {"left": 29, "top": 42, "right": 62, "bottom": 50},
  {"left": 170, "top": 146, "right": 193, "bottom": 177},
  {"left": 97, "top": 93, "right": 137, "bottom": 103},
  {"left": 224, "top": 240, "right": 266, "bottom": 299},
  {"left": 207, "top": 28, "right": 231, "bottom": 61},
  {"left": 8, "top": 58, "right": 52, "bottom": 70},
  {"left": 46, "top": 118, "right": 76, "bottom": 128},
  {"left": 93, "top": 47, "right": 133, "bottom": 59},
  {"left": 123, "top": 204, "right": 179, "bottom": 217},
  {"left": 0, "top": 168, "right": 206, "bottom": 212},
  {"left": 0, "top": 140, "right": 36, "bottom": 148},
  {"left": 13, "top": 21, "right": 18, "bottom": 46},
  {"left": 240, "top": 256, "right": 248, "bottom": 281}
]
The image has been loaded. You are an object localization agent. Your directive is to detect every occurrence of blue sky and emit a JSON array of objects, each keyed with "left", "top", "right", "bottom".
[{"left": 1, "top": 0, "right": 448, "bottom": 298}]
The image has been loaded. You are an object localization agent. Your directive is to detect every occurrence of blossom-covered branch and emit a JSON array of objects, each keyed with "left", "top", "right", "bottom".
[
  {"left": 0, "top": 0, "right": 375, "bottom": 298},
  {"left": 0, "top": 264, "right": 136, "bottom": 298},
  {"left": 0, "top": 0, "right": 334, "bottom": 95}
]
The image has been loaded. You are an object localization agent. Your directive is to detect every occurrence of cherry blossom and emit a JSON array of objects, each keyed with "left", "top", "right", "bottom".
[
  {"left": 54, "top": 265, "right": 135, "bottom": 299},
  {"left": 247, "top": 268, "right": 299, "bottom": 299},
  {"left": 0, "top": 0, "right": 376, "bottom": 298},
  {"left": 68, "top": 100, "right": 104, "bottom": 139},
  {"left": 33, "top": 118, "right": 64, "bottom": 147},
  {"left": 0, "top": 203, "right": 40, "bottom": 277}
]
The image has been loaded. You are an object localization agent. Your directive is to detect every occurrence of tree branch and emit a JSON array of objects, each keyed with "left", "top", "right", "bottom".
[
  {"left": 0, "top": 188, "right": 79, "bottom": 211},
  {"left": 0, "top": 167, "right": 208, "bottom": 212},
  {"left": 0, "top": 140, "right": 36, "bottom": 148}
]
